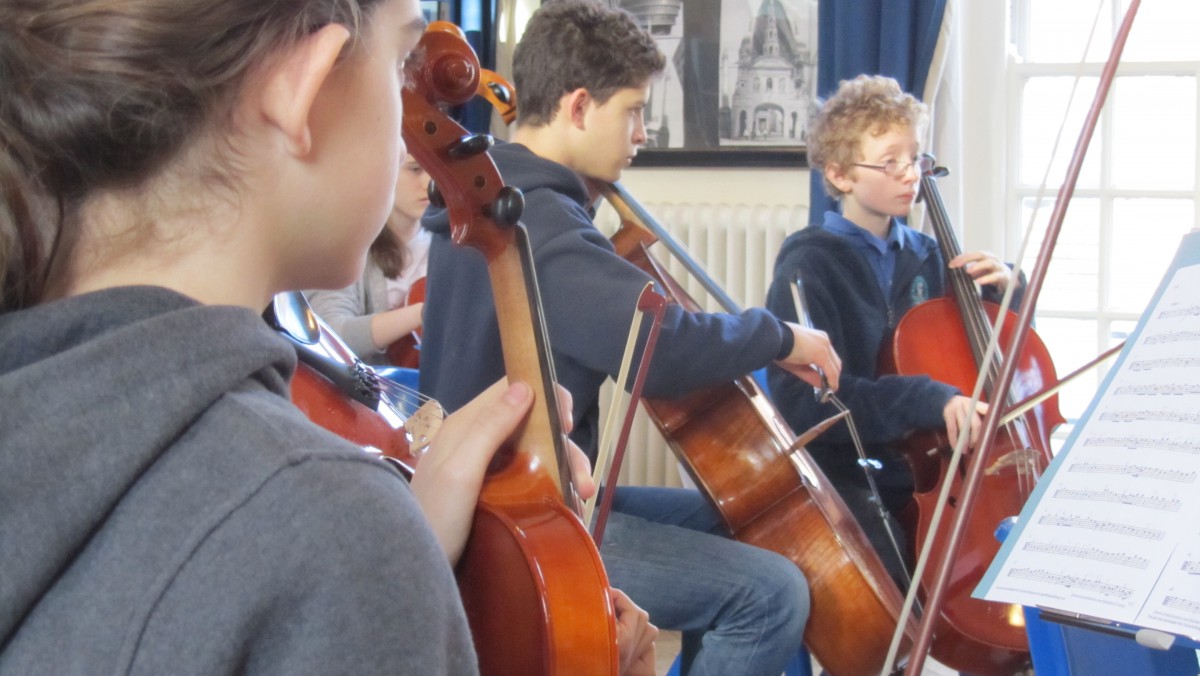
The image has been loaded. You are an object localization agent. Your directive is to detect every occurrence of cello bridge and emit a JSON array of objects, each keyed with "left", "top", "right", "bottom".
[{"left": 985, "top": 447, "right": 1040, "bottom": 476}]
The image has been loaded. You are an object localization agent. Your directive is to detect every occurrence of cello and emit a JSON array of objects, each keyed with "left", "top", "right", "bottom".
[
  {"left": 384, "top": 276, "right": 425, "bottom": 368},
  {"left": 601, "top": 182, "right": 916, "bottom": 676},
  {"left": 879, "top": 162, "right": 1062, "bottom": 675},
  {"left": 401, "top": 22, "right": 618, "bottom": 675}
]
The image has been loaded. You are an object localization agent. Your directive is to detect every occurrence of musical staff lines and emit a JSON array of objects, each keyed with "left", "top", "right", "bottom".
[
  {"left": 1022, "top": 541, "right": 1149, "bottom": 569},
  {"left": 978, "top": 243, "right": 1200, "bottom": 639},
  {"left": 1162, "top": 596, "right": 1200, "bottom": 615},
  {"left": 1143, "top": 329, "right": 1200, "bottom": 346},
  {"left": 1128, "top": 356, "right": 1200, "bottom": 372},
  {"left": 1084, "top": 436, "right": 1200, "bottom": 455},
  {"left": 1114, "top": 383, "right": 1200, "bottom": 396},
  {"left": 1157, "top": 304, "right": 1200, "bottom": 320},
  {"left": 1008, "top": 568, "right": 1133, "bottom": 600},
  {"left": 1053, "top": 487, "right": 1181, "bottom": 512},
  {"left": 1099, "top": 409, "right": 1200, "bottom": 425},
  {"left": 1068, "top": 461, "right": 1196, "bottom": 484},
  {"left": 1038, "top": 513, "right": 1166, "bottom": 541}
]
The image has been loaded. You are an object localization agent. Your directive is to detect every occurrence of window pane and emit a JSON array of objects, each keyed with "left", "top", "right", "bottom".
[
  {"left": 1120, "top": 0, "right": 1200, "bottom": 62},
  {"left": 1112, "top": 77, "right": 1196, "bottom": 190},
  {"left": 1033, "top": 317, "right": 1101, "bottom": 425},
  {"left": 1020, "top": 77, "right": 1101, "bottom": 188},
  {"left": 1026, "top": 0, "right": 1113, "bottom": 63},
  {"left": 1108, "top": 198, "right": 1194, "bottom": 312},
  {"left": 1019, "top": 197, "right": 1100, "bottom": 312}
]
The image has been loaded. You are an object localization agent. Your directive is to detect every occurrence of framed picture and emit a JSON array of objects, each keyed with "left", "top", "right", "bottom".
[{"left": 622, "top": 0, "right": 818, "bottom": 168}]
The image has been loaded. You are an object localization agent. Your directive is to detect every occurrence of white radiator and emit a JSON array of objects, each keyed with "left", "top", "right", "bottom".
[{"left": 592, "top": 198, "right": 803, "bottom": 487}]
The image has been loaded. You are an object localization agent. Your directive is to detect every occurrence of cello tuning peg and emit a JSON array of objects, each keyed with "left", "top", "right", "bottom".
[
  {"left": 447, "top": 133, "right": 494, "bottom": 159},
  {"left": 487, "top": 82, "right": 513, "bottom": 105},
  {"left": 488, "top": 185, "right": 525, "bottom": 228},
  {"left": 427, "top": 181, "right": 446, "bottom": 209}
]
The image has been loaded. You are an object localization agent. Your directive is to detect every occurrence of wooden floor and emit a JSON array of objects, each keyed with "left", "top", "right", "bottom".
[{"left": 654, "top": 630, "right": 681, "bottom": 675}]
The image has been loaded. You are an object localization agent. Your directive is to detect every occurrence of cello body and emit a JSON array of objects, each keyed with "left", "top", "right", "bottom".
[
  {"left": 608, "top": 193, "right": 916, "bottom": 676},
  {"left": 880, "top": 161, "right": 1065, "bottom": 675},
  {"left": 385, "top": 276, "right": 426, "bottom": 368},
  {"left": 883, "top": 299, "right": 1062, "bottom": 674},
  {"left": 282, "top": 296, "right": 613, "bottom": 675}
]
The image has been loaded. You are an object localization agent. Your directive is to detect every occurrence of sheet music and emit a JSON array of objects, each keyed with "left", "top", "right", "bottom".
[{"left": 976, "top": 232, "right": 1200, "bottom": 641}]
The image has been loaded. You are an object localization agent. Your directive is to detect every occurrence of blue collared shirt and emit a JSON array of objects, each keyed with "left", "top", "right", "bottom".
[{"left": 819, "top": 211, "right": 909, "bottom": 298}]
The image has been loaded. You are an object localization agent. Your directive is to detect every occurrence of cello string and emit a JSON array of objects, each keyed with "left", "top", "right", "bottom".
[
  {"left": 376, "top": 375, "right": 445, "bottom": 456},
  {"left": 883, "top": 210, "right": 992, "bottom": 674},
  {"left": 923, "top": 167, "right": 1030, "bottom": 486}
]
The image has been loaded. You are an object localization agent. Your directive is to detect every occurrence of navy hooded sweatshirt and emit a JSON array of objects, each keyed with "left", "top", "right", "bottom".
[{"left": 419, "top": 143, "right": 793, "bottom": 461}]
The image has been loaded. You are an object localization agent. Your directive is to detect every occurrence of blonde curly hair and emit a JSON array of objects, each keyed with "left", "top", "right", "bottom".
[{"left": 808, "top": 75, "right": 928, "bottom": 198}]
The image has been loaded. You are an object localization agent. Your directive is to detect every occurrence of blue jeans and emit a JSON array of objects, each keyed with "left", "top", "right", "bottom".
[{"left": 599, "top": 486, "right": 809, "bottom": 676}]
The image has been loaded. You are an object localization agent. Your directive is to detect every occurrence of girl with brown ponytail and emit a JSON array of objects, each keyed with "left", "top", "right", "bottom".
[{"left": 0, "top": 1, "right": 606, "bottom": 673}]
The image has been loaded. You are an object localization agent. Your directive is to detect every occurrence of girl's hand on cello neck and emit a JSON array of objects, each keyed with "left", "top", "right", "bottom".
[
  {"left": 410, "top": 380, "right": 534, "bottom": 565},
  {"left": 410, "top": 379, "right": 596, "bottom": 565},
  {"left": 411, "top": 379, "right": 659, "bottom": 676}
]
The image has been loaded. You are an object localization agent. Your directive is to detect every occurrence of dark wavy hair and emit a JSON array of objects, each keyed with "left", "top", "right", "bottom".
[
  {"left": 512, "top": 0, "right": 665, "bottom": 127},
  {"left": 0, "top": 0, "right": 384, "bottom": 312}
]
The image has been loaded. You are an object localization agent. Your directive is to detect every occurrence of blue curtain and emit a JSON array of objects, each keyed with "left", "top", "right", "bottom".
[
  {"left": 808, "top": 0, "right": 948, "bottom": 226},
  {"left": 449, "top": 0, "right": 497, "bottom": 134}
]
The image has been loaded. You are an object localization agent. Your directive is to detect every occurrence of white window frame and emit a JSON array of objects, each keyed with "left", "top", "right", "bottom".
[{"left": 960, "top": 1, "right": 1200, "bottom": 440}]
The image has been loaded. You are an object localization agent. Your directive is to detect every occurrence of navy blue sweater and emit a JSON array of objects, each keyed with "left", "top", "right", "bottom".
[
  {"left": 764, "top": 218, "right": 1024, "bottom": 476},
  {"left": 419, "top": 143, "right": 791, "bottom": 460}
]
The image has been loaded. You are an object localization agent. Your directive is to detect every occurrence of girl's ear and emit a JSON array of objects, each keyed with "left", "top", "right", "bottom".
[{"left": 256, "top": 24, "right": 352, "bottom": 157}]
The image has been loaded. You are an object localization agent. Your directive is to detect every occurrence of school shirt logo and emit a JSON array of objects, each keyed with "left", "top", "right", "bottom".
[{"left": 909, "top": 275, "right": 930, "bottom": 305}]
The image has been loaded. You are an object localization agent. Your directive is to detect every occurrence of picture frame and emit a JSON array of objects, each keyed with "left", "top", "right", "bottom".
[{"left": 627, "top": 0, "right": 817, "bottom": 168}]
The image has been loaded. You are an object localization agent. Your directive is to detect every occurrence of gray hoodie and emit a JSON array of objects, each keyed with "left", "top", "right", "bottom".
[{"left": 0, "top": 286, "right": 476, "bottom": 675}]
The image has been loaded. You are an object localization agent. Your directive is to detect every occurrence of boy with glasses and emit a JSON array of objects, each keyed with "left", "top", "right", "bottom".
[{"left": 764, "top": 75, "right": 1023, "bottom": 583}]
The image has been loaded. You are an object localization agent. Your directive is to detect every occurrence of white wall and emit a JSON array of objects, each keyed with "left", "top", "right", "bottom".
[
  {"left": 958, "top": 0, "right": 1014, "bottom": 259},
  {"left": 618, "top": 165, "right": 810, "bottom": 213}
]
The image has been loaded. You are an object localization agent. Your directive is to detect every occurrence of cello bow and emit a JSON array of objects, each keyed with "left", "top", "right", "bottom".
[
  {"left": 403, "top": 22, "right": 618, "bottom": 675},
  {"left": 900, "top": 2, "right": 1144, "bottom": 673}
]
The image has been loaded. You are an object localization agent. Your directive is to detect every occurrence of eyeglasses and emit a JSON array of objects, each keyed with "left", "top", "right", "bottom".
[{"left": 853, "top": 155, "right": 934, "bottom": 178}]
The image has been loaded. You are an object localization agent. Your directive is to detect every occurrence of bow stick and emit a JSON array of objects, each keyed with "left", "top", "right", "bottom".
[{"left": 900, "top": 2, "right": 1144, "bottom": 673}]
